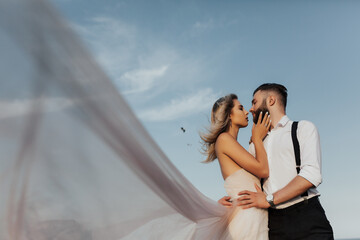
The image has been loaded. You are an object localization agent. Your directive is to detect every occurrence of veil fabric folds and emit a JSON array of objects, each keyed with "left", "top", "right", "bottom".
[{"left": 0, "top": 0, "right": 232, "bottom": 239}]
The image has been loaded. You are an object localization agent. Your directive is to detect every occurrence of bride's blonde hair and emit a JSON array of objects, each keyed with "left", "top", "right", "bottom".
[{"left": 200, "top": 93, "right": 237, "bottom": 163}]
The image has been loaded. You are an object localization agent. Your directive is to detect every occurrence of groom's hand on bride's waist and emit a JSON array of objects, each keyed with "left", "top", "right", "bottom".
[
  {"left": 218, "top": 196, "right": 233, "bottom": 208},
  {"left": 236, "top": 184, "right": 270, "bottom": 209}
]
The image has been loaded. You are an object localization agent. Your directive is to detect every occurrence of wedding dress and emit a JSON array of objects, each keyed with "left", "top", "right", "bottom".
[
  {"left": 224, "top": 169, "right": 268, "bottom": 239},
  {"left": 0, "top": 0, "right": 268, "bottom": 239}
]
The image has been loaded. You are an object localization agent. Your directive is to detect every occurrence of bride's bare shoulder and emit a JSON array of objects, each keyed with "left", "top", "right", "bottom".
[
  {"left": 216, "top": 132, "right": 231, "bottom": 141},
  {"left": 215, "top": 132, "right": 237, "bottom": 149}
]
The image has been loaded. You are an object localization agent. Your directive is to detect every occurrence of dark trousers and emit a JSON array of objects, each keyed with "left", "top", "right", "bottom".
[{"left": 268, "top": 197, "right": 334, "bottom": 240}]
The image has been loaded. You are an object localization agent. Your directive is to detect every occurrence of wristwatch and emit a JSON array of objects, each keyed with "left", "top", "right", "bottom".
[{"left": 266, "top": 194, "right": 275, "bottom": 208}]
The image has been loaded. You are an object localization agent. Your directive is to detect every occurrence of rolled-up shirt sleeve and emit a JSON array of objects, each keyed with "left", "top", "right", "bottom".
[{"left": 298, "top": 120, "right": 322, "bottom": 187}]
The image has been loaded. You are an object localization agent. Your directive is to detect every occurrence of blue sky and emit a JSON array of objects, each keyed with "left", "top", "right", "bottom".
[{"left": 51, "top": 0, "right": 360, "bottom": 238}]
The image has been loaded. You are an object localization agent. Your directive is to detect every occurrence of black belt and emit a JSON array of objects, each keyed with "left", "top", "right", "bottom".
[{"left": 268, "top": 196, "right": 319, "bottom": 215}]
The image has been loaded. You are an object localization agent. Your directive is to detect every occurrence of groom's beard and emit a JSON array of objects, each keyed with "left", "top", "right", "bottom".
[{"left": 253, "top": 101, "right": 269, "bottom": 123}]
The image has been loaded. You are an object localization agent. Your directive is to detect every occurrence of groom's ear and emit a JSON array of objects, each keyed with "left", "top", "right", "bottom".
[{"left": 267, "top": 95, "right": 276, "bottom": 106}]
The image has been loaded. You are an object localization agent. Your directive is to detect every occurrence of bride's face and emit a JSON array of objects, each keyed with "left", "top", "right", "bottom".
[{"left": 230, "top": 100, "right": 249, "bottom": 128}]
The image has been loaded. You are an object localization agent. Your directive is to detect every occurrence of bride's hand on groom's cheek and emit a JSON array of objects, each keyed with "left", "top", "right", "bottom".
[
  {"left": 218, "top": 196, "right": 233, "bottom": 208},
  {"left": 236, "top": 184, "right": 270, "bottom": 209},
  {"left": 251, "top": 112, "right": 271, "bottom": 142}
]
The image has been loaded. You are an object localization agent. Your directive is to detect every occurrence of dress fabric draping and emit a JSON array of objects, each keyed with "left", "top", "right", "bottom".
[
  {"left": 0, "top": 0, "right": 268, "bottom": 239},
  {"left": 224, "top": 169, "right": 268, "bottom": 239}
]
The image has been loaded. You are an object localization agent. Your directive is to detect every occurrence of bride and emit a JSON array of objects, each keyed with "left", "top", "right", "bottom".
[
  {"left": 201, "top": 94, "right": 271, "bottom": 239},
  {"left": 0, "top": 0, "right": 272, "bottom": 239}
]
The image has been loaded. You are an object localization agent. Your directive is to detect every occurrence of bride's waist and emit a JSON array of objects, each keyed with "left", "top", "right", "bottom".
[
  {"left": 225, "top": 185, "right": 259, "bottom": 199},
  {"left": 224, "top": 181, "right": 260, "bottom": 187},
  {"left": 224, "top": 179, "right": 260, "bottom": 190}
]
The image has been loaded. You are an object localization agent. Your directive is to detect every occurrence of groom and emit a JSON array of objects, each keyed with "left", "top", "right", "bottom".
[{"left": 219, "top": 83, "right": 333, "bottom": 239}]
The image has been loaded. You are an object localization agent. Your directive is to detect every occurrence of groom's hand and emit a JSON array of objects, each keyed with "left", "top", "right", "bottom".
[
  {"left": 236, "top": 184, "right": 270, "bottom": 209},
  {"left": 218, "top": 196, "right": 233, "bottom": 208}
]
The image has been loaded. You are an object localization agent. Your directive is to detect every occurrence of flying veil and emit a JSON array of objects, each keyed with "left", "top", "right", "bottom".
[{"left": 0, "top": 0, "right": 232, "bottom": 239}]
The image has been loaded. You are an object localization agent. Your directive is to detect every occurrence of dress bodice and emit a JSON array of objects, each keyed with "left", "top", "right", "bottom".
[
  {"left": 224, "top": 169, "right": 261, "bottom": 201},
  {"left": 223, "top": 169, "right": 268, "bottom": 240}
]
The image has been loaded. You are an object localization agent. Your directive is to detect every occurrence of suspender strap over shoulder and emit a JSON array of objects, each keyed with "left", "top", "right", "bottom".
[
  {"left": 291, "top": 121, "right": 308, "bottom": 197},
  {"left": 291, "top": 122, "right": 301, "bottom": 174}
]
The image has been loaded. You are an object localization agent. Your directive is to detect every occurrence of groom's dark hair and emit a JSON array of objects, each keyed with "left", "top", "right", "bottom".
[{"left": 253, "top": 83, "right": 288, "bottom": 108}]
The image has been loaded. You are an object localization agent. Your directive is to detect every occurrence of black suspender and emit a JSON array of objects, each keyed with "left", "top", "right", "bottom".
[
  {"left": 291, "top": 121, "right": 308, "bottom": 197},
  {"left": 291, "top": 122, "right": 301, "bottom": 174},
  {"left": 261, "top": 121, "right": 309, "bottom": 198}
]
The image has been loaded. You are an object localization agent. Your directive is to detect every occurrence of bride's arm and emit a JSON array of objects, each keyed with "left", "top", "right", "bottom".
[{"left": 215, "top": 112, "right": 270, "bottom": 178}]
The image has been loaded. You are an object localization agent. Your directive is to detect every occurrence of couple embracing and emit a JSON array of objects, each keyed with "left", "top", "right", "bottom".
[{"left": 201, "top": 83, "right": 334, "bottom": 239}]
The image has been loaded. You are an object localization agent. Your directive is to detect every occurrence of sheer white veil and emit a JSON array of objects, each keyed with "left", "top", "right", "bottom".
[{"left": 0, "top": 0, "right": 232, "bottom": 239}]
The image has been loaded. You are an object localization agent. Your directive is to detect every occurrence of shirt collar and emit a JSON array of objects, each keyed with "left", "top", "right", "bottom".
[{"left": 274, "top": 115, "right": 290, "bottom": 129}]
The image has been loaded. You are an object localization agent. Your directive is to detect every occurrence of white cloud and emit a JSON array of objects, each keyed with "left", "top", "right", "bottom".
[
  {"left": 71, "top": 17, "right": 173, "bottom": 96},
  {"left": 121, "top": 65, "right": 169, "bottom": 94},
  {"left": 71, "top": 16, "right": 207, "bottom": 101},
  {"left": 0, "top": 97, "right": 74, "bottom": 120},
  {"left": 138, "top": 88, "right": 219, "bottom": 122},
  {"left": 71, "top": 16, "right": 137, "bottom": 77}
]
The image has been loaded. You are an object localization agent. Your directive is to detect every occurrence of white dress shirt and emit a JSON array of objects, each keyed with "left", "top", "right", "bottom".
[{"left": 249, "top": 115, "right": 321, "bottom": 209}]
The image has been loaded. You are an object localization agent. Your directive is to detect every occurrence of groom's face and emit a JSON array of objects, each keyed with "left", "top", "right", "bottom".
[{"left": 250, "top": 91, "right": 269, "bottom": 123}]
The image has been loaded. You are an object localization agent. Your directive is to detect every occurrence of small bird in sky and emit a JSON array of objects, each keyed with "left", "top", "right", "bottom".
[{"left": 180, "top": 127, "right": 186, "bottom": 133}]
